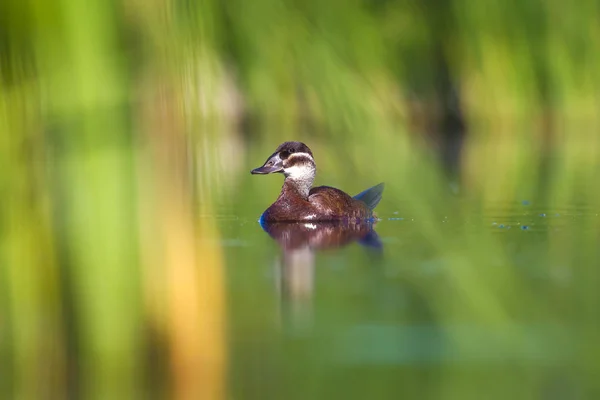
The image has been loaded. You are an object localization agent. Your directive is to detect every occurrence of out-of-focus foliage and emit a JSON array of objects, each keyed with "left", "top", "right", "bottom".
[{"left": 1, "top": 0, "right": 599, "bottom": 398}]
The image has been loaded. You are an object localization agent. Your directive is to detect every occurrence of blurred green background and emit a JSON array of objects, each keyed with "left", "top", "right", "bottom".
[{"left": 1, "top": 0, "right": 600, "bottom": 399}]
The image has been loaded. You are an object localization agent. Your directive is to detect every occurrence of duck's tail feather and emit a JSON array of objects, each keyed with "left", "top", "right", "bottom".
[{"left": 353, "top": 182, "right": 385, "bottom": 210}]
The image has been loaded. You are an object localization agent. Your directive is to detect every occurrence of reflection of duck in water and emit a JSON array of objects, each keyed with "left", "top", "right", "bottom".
[
  {"left": 251, "top": 141, "right": 384, "bottom": 222},
  {"left": 261, "top": 220, "right": 382, "bottom": 251},
  {"left": 262, "top": 221, "right": 383, "bottom": 330}
]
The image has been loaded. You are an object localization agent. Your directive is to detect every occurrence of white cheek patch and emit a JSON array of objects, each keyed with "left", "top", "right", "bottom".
[
  {"left": 283, "top": 152, "right": 315, "bottom": 178},
  {"left": 284, "top": 164, "right": 316, "bottom": 180}
]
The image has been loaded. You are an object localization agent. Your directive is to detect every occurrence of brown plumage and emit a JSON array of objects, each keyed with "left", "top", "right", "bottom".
[{"left": 251, "top": 141, "right": 384, "bottom": 222}]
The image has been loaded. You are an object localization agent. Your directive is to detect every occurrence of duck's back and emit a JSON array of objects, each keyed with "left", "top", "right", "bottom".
[{"left": 308, "top": 186, "right": 373, "bottom": 221}]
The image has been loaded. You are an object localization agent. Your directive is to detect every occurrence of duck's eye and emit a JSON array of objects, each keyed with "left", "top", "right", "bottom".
[{"left": 279, "top": 150, "right": 290, "bottom": 159}]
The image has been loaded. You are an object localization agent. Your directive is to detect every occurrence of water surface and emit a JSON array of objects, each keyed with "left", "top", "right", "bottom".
[{"left": 217, "top": 198, "right": 599, "bottom": 400}]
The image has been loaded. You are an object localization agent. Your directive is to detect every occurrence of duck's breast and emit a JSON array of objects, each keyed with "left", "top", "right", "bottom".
[{"left": 261, "top": 197, "right": 315, "bottom": 222}]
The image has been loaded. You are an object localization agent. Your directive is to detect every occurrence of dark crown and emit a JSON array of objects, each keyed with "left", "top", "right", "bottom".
[{"left": 275, "top": 141, "right": 314, "bottom": 158}]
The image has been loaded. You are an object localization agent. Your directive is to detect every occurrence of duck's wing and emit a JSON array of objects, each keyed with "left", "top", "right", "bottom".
[
  {"left": 353, "top": 183, "right": 384, "bottom": 210},
  {"left": 308, "top": 186, "right": 355, "bottom": 219}
]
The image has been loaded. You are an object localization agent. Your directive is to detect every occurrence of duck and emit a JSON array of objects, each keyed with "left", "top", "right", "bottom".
[{"left": 251, "top": 141, "right": 384, "bottom": 222}]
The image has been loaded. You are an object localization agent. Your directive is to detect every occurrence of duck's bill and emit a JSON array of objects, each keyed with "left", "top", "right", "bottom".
[
  {"left": 251, "top": 165, "right": 283, "bottom": 174},
  {"left": 251, "top": 153, "right": 284, "bottom": 174}
]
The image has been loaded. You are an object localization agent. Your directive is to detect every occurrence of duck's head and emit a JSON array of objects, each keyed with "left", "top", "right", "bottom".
[{"left": 251, "top": 141, "right": 316, "bottom": 180}]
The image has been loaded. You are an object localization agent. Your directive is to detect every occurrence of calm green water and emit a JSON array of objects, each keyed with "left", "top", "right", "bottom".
[{"left": 218, "top": 194, "right": 599, "bottom": 400}]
